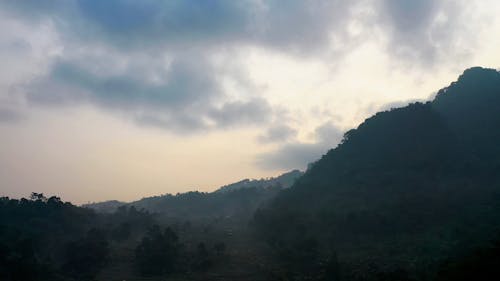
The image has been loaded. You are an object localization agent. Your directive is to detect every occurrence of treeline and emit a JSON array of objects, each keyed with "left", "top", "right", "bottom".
[
  {"left": 87, "top": 185, "right": 283, "bottom": 221},
  {"left": 0, "top": 193, "right": 104, "bottom": 280},
  {"left": 0, "top": 193, "right": 229, "bottom": 281}
]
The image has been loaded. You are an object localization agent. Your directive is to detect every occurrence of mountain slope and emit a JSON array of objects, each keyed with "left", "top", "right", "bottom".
[
  {"left": 216, "top": 169, "right": 303, "bottom": 193},
  {"left": 84, "top": 170, "right": 303, "bottom": 220},
  {"left": 254, "top": 67, "right": 500, "bottom": 279}
]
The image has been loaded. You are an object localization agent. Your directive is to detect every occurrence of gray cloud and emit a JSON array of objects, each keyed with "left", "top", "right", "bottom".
[
  {"left": 314, "top": 121, "right": 344, "bottom": 143},
  {"left": 1, "top": 0, "right": 355, "bottom": 54},
  {"left": 1, "top": 0, "right": 475, "bottom": 63},
  {"left": 377, "top": 98, "right": 427, "bottom": 112},
  {"left": 3, "top": 0, "right": 354, "bottom": 134},
  {"left": 134, "top": 112, "right": 208, "bottom": 133},
  {"left": 381, "top": 0, "right": 438, "bottom": 33},
  {"left": 377, "top": 0, "right": 470, "bottom": 64},
  {"left": 0, "top": 107, "right": 23, "bottom": 123},
  {"left": 0, "top": 0, "right": 477, "bottom": 136},
  {"left": 209, "top": 98, "right": 272, "bottom": 128},
  {"left": 25, "top": 52, "right": 273, "bottom": 132},
  {"left": 257, "top": 142, "right": 331, "bottom": 171},
  {"left": 257, "top": 122, "right": 343, "bottom": 170},
  {"left": 30, "top": 55, "right": 219, "bottom": 109},
  {"left": 258, "top": 124, "right": 297, "bottom": 143},
  {"left": 134, "top": 98, "right": 273, "bottom": 133}
]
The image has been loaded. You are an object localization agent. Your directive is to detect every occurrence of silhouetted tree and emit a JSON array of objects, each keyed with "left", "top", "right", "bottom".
[
  {"left": 214, "top": 242, "right": 226, "bottom": 256},
  {"left": 193, "top": 242, "right": 212, "bottom": 271},
  {"left": 62, "top": 228, "right": 109, "bottom": 280},
  {"left": 135, "top": 225, "right": 180, "bottom": 276}
]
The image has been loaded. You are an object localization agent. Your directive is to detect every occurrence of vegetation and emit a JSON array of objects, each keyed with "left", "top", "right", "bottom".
[
  {"left": 84, "top": 170, "right": 303, "bottom": 218},
  {"left": 254, "top": 67, "right": 500, "bottom": 280},
  {"left": 2, "top": 67, "right": 500, "bottom": 280}
]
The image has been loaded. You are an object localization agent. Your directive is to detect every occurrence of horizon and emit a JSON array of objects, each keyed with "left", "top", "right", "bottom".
[{"left": 1, "top": 1, "right": 500, "bottom": 204}]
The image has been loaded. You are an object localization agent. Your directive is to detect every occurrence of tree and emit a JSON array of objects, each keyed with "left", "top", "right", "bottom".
[
  {"left": 62, "top": 228, "right": 109, "bottom": 280},
  {"left": 214, "top": 242, "right": 226, "bottom": 256},
  {"left": 135, "top": 225, "right": 180, "bottom": 276}
]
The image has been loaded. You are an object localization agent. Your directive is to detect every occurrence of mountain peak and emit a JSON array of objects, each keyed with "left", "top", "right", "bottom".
[
  {"left": 433, "top": 66, "right": 500, "bottom": 107},
  {"left": 460, "top": 66, "right": 499, "bottom": 79}
]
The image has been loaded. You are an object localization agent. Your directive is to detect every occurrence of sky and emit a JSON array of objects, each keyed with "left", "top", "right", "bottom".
[{"left": 0, "top": 0, "right": 500, "bottom": 204}]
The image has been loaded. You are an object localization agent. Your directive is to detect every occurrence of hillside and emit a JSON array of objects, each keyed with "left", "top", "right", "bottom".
[
  {"left": 216, "top": 170, "right": 303, "bottom": 193},
  {"left": 254, "top": 67, "right": 500, "bottom": 280},
  {"left": 84, "top": 170, "right": 303, "bottom": 220}
]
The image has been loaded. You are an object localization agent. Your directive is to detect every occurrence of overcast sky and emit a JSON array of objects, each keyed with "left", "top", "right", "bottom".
[{"left": 1, "top": 0, "right": 499, "bottom": 203}]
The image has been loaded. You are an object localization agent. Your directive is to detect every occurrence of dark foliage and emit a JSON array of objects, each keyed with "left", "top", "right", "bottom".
[
  {"left": 254, "top": 67, "right": 500, "bottom": 280},
  {"left": 123, "top": 185, "right": 284, "bottom": 221},
  {"left": 135, "top": 225, "right": 180, "bottom": 276},
  {"left": 436, "top": 236, "right": 500, "bottom": 281},
  {"left": 0, "top": 194, "right": 155, "bottom": 281},
  {"left": 0, "top": 194, "right": 99, "bottom": 280},
  {"left": 84, "top": 170, "right": 303, "bottom": 220},
  {"left": 62, "top": 228, "right": 109, "bottom": 280}
]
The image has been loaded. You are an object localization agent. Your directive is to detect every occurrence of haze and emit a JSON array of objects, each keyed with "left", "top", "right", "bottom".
[{"left": 1, "top": 0, "right": 500, "bottom": 203}]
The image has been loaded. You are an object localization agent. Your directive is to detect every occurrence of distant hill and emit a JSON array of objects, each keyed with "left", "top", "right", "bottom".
[
  {"left": 83, "top": 170, "right": 303, "bottom": 219},
  {"left": 254, "top": 67, "right": 500, "bottom": 279},
  {"left": 216, "top": 169, "right": 303, "bottom": 193},
  {"left": 82, "top": 200, "right": 126, "bottom": 213}
]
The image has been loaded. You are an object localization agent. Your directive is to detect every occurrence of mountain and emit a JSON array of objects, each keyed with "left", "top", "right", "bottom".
[
  {"left": 82, "top": 200, "right": 126, "bottom": 213},
  {"left": 254, "top": 67, "right": 500, "bottom": 279},
  {"left": 216, "top": 169, "right": 303, "bottom": 193},
  {"left": 84, "top": 170, "right": 303, "bottom": 219}
]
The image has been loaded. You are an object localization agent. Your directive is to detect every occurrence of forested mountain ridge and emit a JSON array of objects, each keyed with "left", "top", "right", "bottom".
[
  {"left": 254, "top": 67, "right": 500, "bottom": 280},
  {"left": 293, "top": 66, "right": 500, "bottom": 194},
  {"left": 84, "top": 170, "right": 303, "bottom": 219},
  {"left": 216, "top": 169, "right": 303, "bottom": 193}
]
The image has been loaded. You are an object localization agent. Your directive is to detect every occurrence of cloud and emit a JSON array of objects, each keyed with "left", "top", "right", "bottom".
[
  {"left": 377, "top": 98, "right": 427, "bottom": 113},
  {"left": 258, "top": 124, "right": 297, "bottom": 143},
  {"left": 256, "top": 122, "right": 343, "bottom": 170},
  {"left": 1, "top": 0, "right": 355, "bottom": 54},
  {"left": 75, "top": 0, "right": 249, "bottom": 50},
  {"left": 0, "top": 107, "right": 23, "bottom": 123},
  {"left": 134, "top": 98, "right": 273, "bottom": 133},
  {"left": 29, "top": 54, "right": 219, "bottom": 108},
  {"left": 381, "top": 0, "right": 439, "bottom": 34},
  {"left": 209, "top": 98, "right": 272, "bottom": 128},
  {"left": 2, "top": 0, "right": 357, "bottom": 134},
  {"left": 25, "top": 51, "right": 273, "bottom": 133},
  {"left": 0, "top": 0, "right": 483, "bottom": 136},
  {"left": 1, "top": 0, "right": 477, "bottom": 64},
  {"left": 134, "top": 112, "right": 208, "bottom": 133},
  {"left": 377, "top": 0, "right": 472, "bottom": 64}
]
